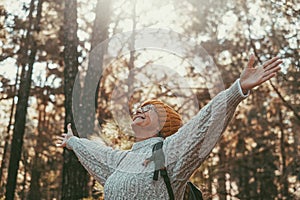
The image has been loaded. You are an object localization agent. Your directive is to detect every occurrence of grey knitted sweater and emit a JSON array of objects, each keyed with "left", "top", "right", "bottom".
[{"left": 66, "top": 79, "right": 248, "bottom": 200}]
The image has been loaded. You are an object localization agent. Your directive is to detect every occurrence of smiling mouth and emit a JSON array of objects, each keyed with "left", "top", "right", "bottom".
[{"left": 133, "top": 115, "right": 146, "bottom": 121}]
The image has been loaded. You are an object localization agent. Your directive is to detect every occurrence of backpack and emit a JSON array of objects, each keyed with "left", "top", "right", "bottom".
[{"left": 147, "top": 141, "right": 203, "bottom": 200}]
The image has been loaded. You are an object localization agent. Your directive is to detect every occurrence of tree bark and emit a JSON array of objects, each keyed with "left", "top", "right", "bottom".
[
  {"left": 5, "top": 0, "right": 43, "bottom": 199},
  {"left": 20, "top": 153, "right": 28, "bottom": 200},
  {"left": 127, "top": 0, "right": 137, "bottom": 98},
  {"left": 217, "top": 141, "right": 227, "bottom": 200},
  {"left": 61, "top": 0, "right": 89, "bottom": 199},
  {"left": 27, "top": 103, "right": 46, "bottom": 200},
  {"left": 278, "top": 108, "right": 289, "bottom": 198},
  {"left": 77, "top": 0, "right": 111, "bottom": 137},
  {"left": 0, "top": 64, "right": 20, "bottom": 192}
]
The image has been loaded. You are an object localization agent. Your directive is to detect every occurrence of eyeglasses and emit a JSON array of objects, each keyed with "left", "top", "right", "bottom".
[{"left": 131, "top": 104, "right": 156, "bottom": 116}]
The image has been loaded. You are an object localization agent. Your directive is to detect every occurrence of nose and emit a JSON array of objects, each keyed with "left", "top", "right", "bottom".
[{"left": 132, "top": 108, "right": 143, "bottom": 116}]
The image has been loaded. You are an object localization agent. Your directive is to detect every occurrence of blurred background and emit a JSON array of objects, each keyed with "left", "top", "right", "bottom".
[{"left": 0, "top": 0, "right": 299, "bottom": 199}]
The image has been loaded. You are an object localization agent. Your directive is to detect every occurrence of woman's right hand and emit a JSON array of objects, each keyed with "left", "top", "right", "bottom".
[
  {"left": 240, "top": 55, "right": 282, "bottom": 92},
  {"left": 56, "top": 123, "right": 74, "bottom": 148}
]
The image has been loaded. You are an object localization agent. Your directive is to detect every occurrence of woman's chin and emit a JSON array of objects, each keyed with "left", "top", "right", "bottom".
[{"left": 134, "top": 134, "right": 154, "bottom": 142}]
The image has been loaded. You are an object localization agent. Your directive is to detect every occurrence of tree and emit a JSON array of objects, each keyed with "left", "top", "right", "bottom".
[
  {"left": 5, "top": 0, "right": 43, "bottom": 199},
  {"left": 77, "top": 0, "right": 112, "bottom": 137},
  {"left": 0, "top": 0, "right": 299, "bottom": 199},
  {"left": 61, "top": 0, "right": 90, "bottom": 199}
]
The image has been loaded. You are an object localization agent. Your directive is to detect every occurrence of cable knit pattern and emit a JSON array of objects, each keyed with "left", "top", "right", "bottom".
[{"left": 66, "top": 79, "right": 249, "bottom": 200}]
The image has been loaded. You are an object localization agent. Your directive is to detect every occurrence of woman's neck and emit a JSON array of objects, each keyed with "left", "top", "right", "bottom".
[{"left": 134, "top": 134, "right": 158, "bottom": 142}]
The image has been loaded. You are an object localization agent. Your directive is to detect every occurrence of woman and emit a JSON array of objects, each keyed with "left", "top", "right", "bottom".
[{"left": 56, "top": 55, "right": 282, "bottom": 199}]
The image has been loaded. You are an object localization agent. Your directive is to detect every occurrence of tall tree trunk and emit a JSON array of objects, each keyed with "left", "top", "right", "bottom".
[
  {"left": 27, "top": 159, "right": 41, "bottom": 199},
  {"left": 77, "top": 0, "right": 111, "bottom": 137},
  {"left": 90, "top": 0, "right": 111, "bottom": 50},
  {"left": 27, "top": 103, "right": 46, "bottom": 200},
  {"left": 20, "top": 152, "right": 28, "bottom": 200},
  {"left": 5, "top": 0, "right": 43, "bottom": 199},
  {"left": 62, "top": 0, "right": 89, "bottom": 198},
  {"left": 127, "top": 0, "right": 137, "bottom": 91},
  {"left": 0, "top": 65, "right": 20, "bottom": 192},
  {"left": 128, "top": 0, "right": 137, "bottom": 72},
  {"left": 208, "top": 161, "right": 213, "bottom": 200},
  {"left": 217, "top": 141, "right": 227, "bottom": 200},
  {"left": 238, "top": 159, "right": 250, "bottom": 199},
  {"left": 278, "top": 108, "right": 289, "bottom": 198}
]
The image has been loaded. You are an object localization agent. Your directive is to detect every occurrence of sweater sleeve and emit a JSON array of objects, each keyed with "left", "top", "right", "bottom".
[
  {"left": 66, "top": 137, "right": 127, "bottom": 185},
  {"left": 163, "top": 79, "right": 249, "bottom": 181}
]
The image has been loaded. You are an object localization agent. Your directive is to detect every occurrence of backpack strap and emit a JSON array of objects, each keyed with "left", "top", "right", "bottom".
[
  {"left": 160, "top": 168, "right": 174, "bottom": 200},
  {"left": 152, "top": 142, "right": 175, "bottom": 200},
  {"left": 152, "top": 141, "right": 164, "bottom": 181}
]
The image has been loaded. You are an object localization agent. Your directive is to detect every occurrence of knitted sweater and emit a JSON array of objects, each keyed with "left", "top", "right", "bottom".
[{"left": 66, "top": 79, "right": 249, "bottom": 200}]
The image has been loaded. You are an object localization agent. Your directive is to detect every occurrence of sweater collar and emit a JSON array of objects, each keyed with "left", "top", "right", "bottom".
[{"left": 131, "top": 137, "right": 164, "bottom": 151}]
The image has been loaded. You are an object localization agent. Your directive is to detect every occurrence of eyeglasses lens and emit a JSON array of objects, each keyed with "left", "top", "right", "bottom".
[{"left": 132, "top": 104, "right": 154, "bottom": 115}]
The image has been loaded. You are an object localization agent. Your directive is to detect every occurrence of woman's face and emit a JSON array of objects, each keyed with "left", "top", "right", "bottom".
[{"left": 131, "top": 104, "right": 160, "bottom": 139}]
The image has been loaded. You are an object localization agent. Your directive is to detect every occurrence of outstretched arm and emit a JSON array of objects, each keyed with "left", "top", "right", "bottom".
[
  {"left": 56, "top": 123, "right": 127, "bottom": 185},
  {"left": 163, "top": 55, "right": 282, "bottom": 181}
]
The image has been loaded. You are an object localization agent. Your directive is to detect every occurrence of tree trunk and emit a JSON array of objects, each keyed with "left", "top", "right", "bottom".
[
  {"left": 127, "top": 0, "right": 137, "bottom": 97},
  {"left": 77, "top": 0, "right": 111, "bottom": 137},
  {"left": 27, "top": 159, "right": 41, "bottom": 200},
  {"left": 61, "top": 0, "right": 89, "bottom": 199},
  {"left": 0, "top": 64, "right": 20, "bottom": 192},
  {"left": 20, "top": 153, "right": 28, "bottom": 200},
  {"left": 5, "top": 0, "right": 43, "bottom": 199},
  {"left": 278, "top": 108, "right": 289, "bottom": 198},
  {"left": 217, "top": 141, "right": 227, "bottom": 200},
  {"left": 27, "top": 103, "right": 46, "bottom": 200},
  {"left": 208, "top": 161, "right": 213, "bottom": 200}
]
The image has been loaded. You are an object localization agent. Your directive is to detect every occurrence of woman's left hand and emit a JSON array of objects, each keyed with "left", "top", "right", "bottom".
[
  {"left": 240, "top": 54, "right": 282, "bottom": 93},
  {"left": 56, "top": 123, "right": 74, "bottom": 148}
]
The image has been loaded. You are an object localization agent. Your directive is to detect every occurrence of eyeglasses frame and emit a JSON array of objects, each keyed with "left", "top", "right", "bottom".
[{"left": 131, "top": 104, "right": 156, "bottom": 116}]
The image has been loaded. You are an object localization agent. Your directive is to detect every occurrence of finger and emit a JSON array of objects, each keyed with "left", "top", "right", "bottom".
[
  {"left": 58, "top": 133, "right": 67, "bottom": 137},
  {"left": 263, "top": 66, "right": 281, "bottom": 79},
  {"left": 263, "top": 56, "right": 280, "bottom": 68},
  {"left": 56, "top": 143, "right": 64, "bottom": 147},
  {"left": 56, "top": 136, "right": 66, "bottom": 140},
  {"left": 247, "top": 54, "right": 256, "bottom": 68},
  {"left": 262, "top": 72, "right": 276, "bottom": 82},
  {"left": 67, "top": 123, "right": 72, "bottom": 133},
  {"left": 264, "top": 59, "right": 282, "bottom": 71}
]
